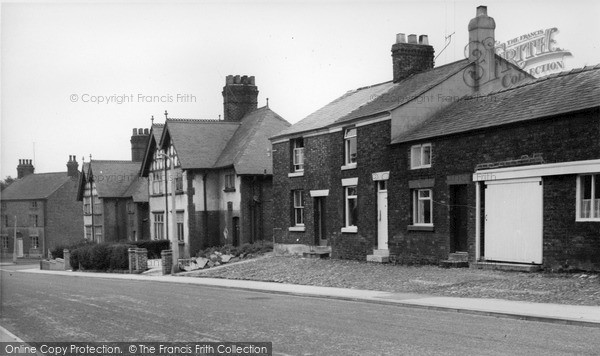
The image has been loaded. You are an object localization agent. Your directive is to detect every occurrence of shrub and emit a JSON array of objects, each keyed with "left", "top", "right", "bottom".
[
  {"left": 108, "top": 244, "right": 132, "bottom": 270},
  {"left": 51, "top": 239, "right": 93, "bottom": 259}
]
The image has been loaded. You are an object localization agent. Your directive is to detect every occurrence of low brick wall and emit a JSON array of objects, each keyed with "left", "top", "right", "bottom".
[
  {"left": 40, "top": 259, "right": 65, "bottom": 271},
  {"left": 128, "top": 248, "right": 148, "bottom": 274}
]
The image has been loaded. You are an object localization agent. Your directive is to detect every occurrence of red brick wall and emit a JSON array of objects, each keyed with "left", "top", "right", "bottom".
[{"left": 45, "top": 176, "right": 84, "bottom": 254}]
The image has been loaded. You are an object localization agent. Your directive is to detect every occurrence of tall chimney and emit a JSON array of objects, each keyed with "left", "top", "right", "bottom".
[
  {"left": 67, "top": 155, "right": 79, "bottom": 177},
  {"left": 222, "top": 75, "right": 258, "bottom": 122},
  {"left": 468, "top": 5, "right": 496, "bottom": 89},
  {"left": 391, "top": 33, "right": 435, "bottom": 82},
  {"left": 17, "top": 159, "right": 34, "bottom": 179},
  {"left": 130, "top": 128, "right": 150, "bottom": 162}
]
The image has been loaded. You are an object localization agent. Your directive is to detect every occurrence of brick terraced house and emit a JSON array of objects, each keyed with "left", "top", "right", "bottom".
[
  {"left": 391, "top": 65, "right": 600, "bottom": 271},
  {"left": 268, "top": 6, "right": 533, "bottom": 261},
  {"left": 140, "top": 75, "right": 290, "bottom": 258},
  {"left": 1, "top": 157, "right": 82, "bottom": 258}
]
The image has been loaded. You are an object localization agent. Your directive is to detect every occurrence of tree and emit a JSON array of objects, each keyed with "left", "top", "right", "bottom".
[{"left": 0, "top": 176, "right": 15, "bottom": 191}]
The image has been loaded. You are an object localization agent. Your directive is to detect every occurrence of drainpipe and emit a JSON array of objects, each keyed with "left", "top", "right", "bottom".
[{"left": 203, "top": 172, "right": 208, "bottom": 247}]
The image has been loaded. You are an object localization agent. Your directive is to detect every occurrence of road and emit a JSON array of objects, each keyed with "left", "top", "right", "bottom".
[{"left": 1, "top": 265, "right": 599, "bottom": 356}]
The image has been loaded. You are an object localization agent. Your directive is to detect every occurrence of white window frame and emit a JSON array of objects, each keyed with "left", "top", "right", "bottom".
[
  {"left": 413, "top": 189, "right": 433, "bottom": 226},
  {"left": 293, "top": 190, "right": 305, "bottom": 227},
  {"left": 342, "top": 185, "right": 358, "bottom": 233},
  {"left": 576, "top": 174, "right": 600, "bottom": 221},
  {"left": 153, "top": 213, "right": 165, "bottom": 240},
  {"left": 94, "top": 226, "right": 103, "bottom": 242},
  {"left": 292, "top": 138, "right": 304, "bottom": 173},
  {"left": 343, "top": 128, "right": 357, "bottom": 168},
  {"left": 85, "top": 226, "right": 92, "bottom": 240},
  {"left": 411, "top": 143, "right": 432, "bottom": 169},
  {"left": 152, "top": 172, "right": 164, "bottom": 195}
]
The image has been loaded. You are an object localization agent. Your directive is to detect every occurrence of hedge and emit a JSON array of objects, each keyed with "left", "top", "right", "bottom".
[{"left": 70, "top": 243, "right": 132, "bottom": 271}]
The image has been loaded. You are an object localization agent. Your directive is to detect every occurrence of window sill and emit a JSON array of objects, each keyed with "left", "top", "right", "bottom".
[
  {"left": 341, "top": 226, "right": 358, "bottom": 233},
  {"left": 407, "top": 225, "right": 434, "bottom": 231},
  {"left": 288, "top": 172, "right": 304, "bottom": 178},
  {"left": 576, "top": 218, "right": 600, "bottom": 222},
  {"left": 341, "top": 163, "right": 357, "bottom": 171},
  {"left": 288, "top": 226, "right": 305, "bottom": 232},
  {"left": 411, "top": 165, "right": 432, "bottom": 170},
  {"left": 223, "top": 188, "right": 236, "bottom": 193}
]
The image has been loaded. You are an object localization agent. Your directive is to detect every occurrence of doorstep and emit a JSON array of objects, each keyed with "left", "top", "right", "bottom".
[{"left": 472, "top": 261, "right": 542, "bottom": 272}]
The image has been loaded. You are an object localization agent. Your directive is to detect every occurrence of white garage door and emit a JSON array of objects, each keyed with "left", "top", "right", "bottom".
[{"left": 484, "top": 177, "right": 543, "bottom": 264}]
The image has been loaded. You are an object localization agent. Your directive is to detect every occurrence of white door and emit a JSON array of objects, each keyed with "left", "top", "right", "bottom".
[
  {"left": 485, "top": 178, "right": 543, "bottom": 264},
  {"left": 16, "top": 238, "right": 24, "bottom": 257},
  {"left": 377, "top": 181, "right": 388, "bottom": 250}
]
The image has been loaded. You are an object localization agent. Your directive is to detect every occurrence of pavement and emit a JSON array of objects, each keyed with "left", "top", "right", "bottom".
[{"left": 5, "top": 266, "right": 600, "bottom": 329}]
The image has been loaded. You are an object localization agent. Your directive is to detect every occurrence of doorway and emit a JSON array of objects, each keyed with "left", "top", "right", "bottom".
[
  {"left": 232, "top": 217, "right": 240, "bottom": 247},
  {"left": 450, "top": 185, "right": 469, "bottom": 252},
  {"left": 377, "top": 181, "right": 388, "bottom": 250},
  {"left": 313, "top": 197, "right": 327, "bottom": 246}
]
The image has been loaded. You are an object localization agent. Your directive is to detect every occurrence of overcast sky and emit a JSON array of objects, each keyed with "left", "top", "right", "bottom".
[{"left": 2, "top": 0, "right": 599, "bottom": 178}]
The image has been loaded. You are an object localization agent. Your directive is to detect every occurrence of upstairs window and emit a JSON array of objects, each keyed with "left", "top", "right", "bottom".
[
  {"left": 292, "top": 138, "right": 305, "bottom": 172},
  {"left": 152, "top": 172, "right": 164, "bottom": 195},
  {"left": 175, "top": 175, "right": 183, "bottom": 192},
  {"left": 1, "top": 235, "right": 8, "bottom": 249},
  {"left": 577, "top": 174, "right": 600, "bottom": 221},
  {"left": 30, "top": 201, "right": 38, "bottom": 209},
  {"left": 1, "top": 215, "right": 8, "bottom": 228},
  {"left": 344, "top": 128, "right": 357, "bottom": 166},
  {"left": 224, "top": 173, "right": 235, "bottom": 192},
  {"left": 293, "top": 190, "right": 305, "bottom": 226},
  {"left": 411, "top": 143, "right": 432, "bottom": 169},
  {"left": 413, "top": 189, "right": 433, "bottom": 225},
  {"left": 83, "top": 197, "right": 92, "bottom": 215}
]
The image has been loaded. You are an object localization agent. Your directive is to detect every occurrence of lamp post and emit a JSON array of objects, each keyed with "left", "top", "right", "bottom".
[{"left": 158, "top": 152, "right": 178, "bottom": 274}]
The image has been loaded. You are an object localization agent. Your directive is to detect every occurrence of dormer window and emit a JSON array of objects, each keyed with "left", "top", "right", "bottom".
[
  {"left": 344, "top": 128, "right": 357, "bottom": 167},
  {"left": 411, "top": 143, "right": 432, "bottom": 169}
]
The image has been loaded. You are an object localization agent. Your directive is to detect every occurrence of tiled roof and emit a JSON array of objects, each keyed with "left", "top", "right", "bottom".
[
  {"left": 272, "top": 81, "right": 395, "bottom": 139},
  {"left": 337, "top": 59, "right": 471, "bottom": 124},
  {"left": 89, "top": 160, "right": 143, "bottom": 198},
  {"left": 164, "top": 119, "right": 240, "bottom": 169},
  {"left": 392, "top": 64, "right": 600, "bottom": 144},
  {"left": 1, "top": 172, "right": 73, "bottom": 200},
  {"left": 215, "top": 106, "right": 291, "bottom": 175},
  {"left": 151, "top": 124, "right": 164, "bottom": 142},
  {"left": 271, "top": 59, "right": 471, "bottom": 139},
  {"left": 122, "top": 176, "right": 149, "bottom": 202}
]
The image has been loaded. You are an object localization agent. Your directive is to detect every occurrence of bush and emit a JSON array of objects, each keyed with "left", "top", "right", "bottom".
[
  {"left": 51, "top": 239, "right": 93, "bottom": 259},
  {"left": 129, "top": 240, "right": 170, "bottom": 259},
  {"left": 108, "top": 244, "right": 132, "bottom": 270}
]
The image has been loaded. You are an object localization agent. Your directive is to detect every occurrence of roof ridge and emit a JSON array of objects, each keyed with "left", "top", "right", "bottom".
[
  {"left": 91, "top": 159, "right": 138, "bottom": 163},
  {"left": 460, "top": 64, "right": 600, "bottom": 100},
  {"left": 167, "top": 118, "right": 239, "bottom": 124},
  {"left": 354, "top": 80, "right": 394, "bottom": 92}
]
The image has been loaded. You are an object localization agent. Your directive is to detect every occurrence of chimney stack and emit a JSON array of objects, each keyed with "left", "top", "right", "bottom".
[
  {"left": 17, "top": 159, "right": 35, "bottom": 179},
  {"left": 130, "top": 128, "right": 150, "bottom": 162},
  {"left": 222, "top": 75, "right": 259, "bottom": 122},
  {"left": 67, "top": 155, "right": 79, "bottom": 177},
  {"left": 468, "top": 5, "right": 496, "bottom": 89},
  {"left": 391, "top": 33, "right": 435, "bottom": 82}
]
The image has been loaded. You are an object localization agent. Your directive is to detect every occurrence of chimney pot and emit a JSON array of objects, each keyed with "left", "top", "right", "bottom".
[
  {"left": 222, "top": 74, "right": 259, "bottom": 122},
  {"left": 226, "top": 75, "right": 233, "bottom": 85},
  {"left": 408, "top": 34, "right": 418, "bottom": 44},
  {"left": 419, "top": 35, "right": 429, "bottom": 45},
  {"left": 234, "top": 75, "right": 241, "bottom": 84},
  {"left": 144, "top": 128, "right": 149, "bottom": 135},
  {"left": 396, "top": 33, "right": 406, "bottom": 44},
  {"left": 241, "top": 75, "right": 248, "bottom": 84},
  {"left": 132, "top": 128, "right": 137, "bottom": 135},
  {"left": 249, "top": 76, "right": 255, "bottom": 85},
  {"left": 477, "top": 5, "right": 487, "bottom": 16}
]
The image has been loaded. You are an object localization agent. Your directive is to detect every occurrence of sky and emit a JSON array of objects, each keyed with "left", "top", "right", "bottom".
[{"left": 1, "top": 0, "right": 599, "bottom": 178}]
